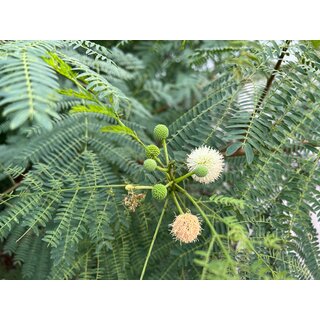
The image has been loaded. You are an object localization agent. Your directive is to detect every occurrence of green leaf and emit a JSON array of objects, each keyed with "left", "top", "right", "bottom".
[
  {"left": 70, "top": 104, "right": 118, "bottom": 120},
  {"left": 273, "top": 93, "right": 287, "bottom": 105},
  {"left": 34, "top": 112, "right": 53, "bottom": 130},
  {"left": 43, "top": 52, "right": 77, "bottom": 81},
  {"left": 244, "top": 143, "right": 254, "bottom": 164},
  {"left": 58, "top": 88, "right": 95, "bottom": 101},
  {"left": 101, "top": 125, "right": 136, "bottom": 137},
  {"left": 209, "top": 194, "right": 246, "bottom": 209},
  {"left": 226, "top": 142, "right": 242, "bottom": 156},
  {"left": 10, "top": 110, "right": 30, "bottom": 129}
]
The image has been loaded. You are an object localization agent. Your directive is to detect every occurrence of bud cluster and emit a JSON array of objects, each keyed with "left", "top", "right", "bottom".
[{"left": 127, "top": 123, "right": 226, "bottom": 245}]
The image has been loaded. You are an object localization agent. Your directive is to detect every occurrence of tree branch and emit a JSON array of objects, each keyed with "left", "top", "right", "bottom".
[
  {"left": 256, "top": 40, "right": 291, "bottom": 111},
  {"left": 220, "top": 40, "right": 292, "bottom": 157}
]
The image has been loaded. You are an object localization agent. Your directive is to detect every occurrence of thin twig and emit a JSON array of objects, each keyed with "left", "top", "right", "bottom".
[{"left": 0, "top": 182, "right": 22, "bottom": 198}]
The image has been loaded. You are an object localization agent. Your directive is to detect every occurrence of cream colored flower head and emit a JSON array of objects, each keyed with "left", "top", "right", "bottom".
[
  {"left": 170, "top": 212, "right": 202, "bottom": 244},
  {"left": 186, "top": 145, "right": 224, "bottom": 184}
]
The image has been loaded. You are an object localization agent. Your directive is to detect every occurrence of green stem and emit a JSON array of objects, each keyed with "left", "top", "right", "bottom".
[
  {"left": 182, "top": 199, "right": 282, "bottom": 277},
  {"left": 133, "top": 134, "right": 146, "bottom": 148},
  {"left": 165, "top": 181, "right": 174, "bottom": 188},
  {"left": 140, "top": 198, "right": 169, "bottom": 280},
  {"left": 201, "top": 236, "right": 215, "bottom": 280},
  {"left": 176, "top": 185, "right": 214, "bottom": 234},
  {"left": 2, "top": 184, "right": 127, "bottom": 199},
  {"left": 175, "top": 192, "right": 186, "bottom": 211},
  {"left": 156, "top": 166, "right": 168, "bottom": 172},
  {"left": 199, "top": 202, "right": 227, "bottom": 223},
  {"left": 125, "top": 185, "right": 153, "bottom": 191},
  {"left": 163, "top": 140, "right": 169, "bottom": 166},
  {"left": 73, "top": 76, "right": 147, "bottom": 149},
  {"left": 155, "top": 158, "right": 166, "bottom": 168},
  {"left": 171, "top": 191, "right": 184, "bottom": 215},
  {"left": 176, "top": 185, "right": 235, "bottom": 271},
  {"left": 174, "top": 171, "right": 194, "bottom": 184}
]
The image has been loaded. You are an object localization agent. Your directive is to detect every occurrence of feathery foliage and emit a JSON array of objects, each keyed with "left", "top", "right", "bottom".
[{"left": 1, "top": 40, "right": 320, "bottom": 280}]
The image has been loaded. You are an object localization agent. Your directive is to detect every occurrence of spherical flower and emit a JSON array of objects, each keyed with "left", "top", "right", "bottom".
[
  {"left": 152, "top": 184, "right": 167, "bottom": 201},
  {"left": 186, "top": 145, "right": 224, "bottom": 184},
  {"left": 145, "top": 144, "right": 160, "bottom": 159},
  {"left": 170, "top": 212, "right": 202, "bottom": 243},
  {"left": 143, "top": 159, "right": 157, "bottom": 172},
  {"left": 154, "top": 124, "right": 169, "bottom": 141}
]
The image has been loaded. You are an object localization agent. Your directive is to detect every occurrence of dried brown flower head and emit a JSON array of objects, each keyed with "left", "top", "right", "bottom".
[
  {"left": 170, "top": 212, "right": 202, "bottom": 243},
  {"left": 123, "top": 192, "right": 145, "bottom": 212}
]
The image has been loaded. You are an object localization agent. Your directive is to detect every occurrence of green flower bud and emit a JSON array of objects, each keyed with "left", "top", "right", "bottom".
[
  {"left": 154, "top": 124, "right": 169, "bottom": 141},
  {"left": 145, "top": 144, "right": 160, "bottom": 159},
  {"left": 152, "top": 184, "right": 167, "bottom": 201},
  {"left": 143, "top": 159, "right": 157, "bottom": 172},
  {"left": 194, "top": 165, "right": 208, "bottom": 177}
]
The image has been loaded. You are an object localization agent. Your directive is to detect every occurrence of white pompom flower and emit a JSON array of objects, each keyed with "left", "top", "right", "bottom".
[{"left": 186, "top": 145, "right": 224, "bottom": 184}]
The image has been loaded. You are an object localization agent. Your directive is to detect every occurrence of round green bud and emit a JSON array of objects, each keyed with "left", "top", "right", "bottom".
[
  {"left": 152, "top": 184, "right": 167, "bottom": 201},
  {"left": 194, "top": 165, "right": 208, "bottom": 177},
  {"left": 143, "top": 159, "right": 157, "bottom": 172},
  {"left": 145, "top": 144, "right": 160, "bottom": 159},
  {"left": 154, "top": 124, "right": 169, "bottom": 141}
]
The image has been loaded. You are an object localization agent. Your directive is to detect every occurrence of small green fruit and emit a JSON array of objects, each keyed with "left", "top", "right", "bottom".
[
  {"left": 154, "top": 124, "right": 169, "bottom": 141},
  {"left": 143, "top": 159, "right": 157, "bottom": 172},
  {"left": 152, "top": 184, "right": 167, "bottom": 201},
  {"left": 145, "top": 144, "right": 160, "bottom": 159},
  {"left": 194, "top": 165, "right": 208, "bottom": 177}
]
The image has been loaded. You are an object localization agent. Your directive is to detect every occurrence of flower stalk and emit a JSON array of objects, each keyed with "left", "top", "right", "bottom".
[
  {"left": 174, "top": 171, "right": 195, "bottom": 184},
  {"left": 162, "top": 140, "right": 169, "bottom": 166},
  {"left": 171, "top": 191, "right": 184, "bottom": 215},
  {"left": 140, "top": 198, "right": 169, "bottom": 280},
  {"left": 125, "top": 184, "right": 153, "bottom": 191}
]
